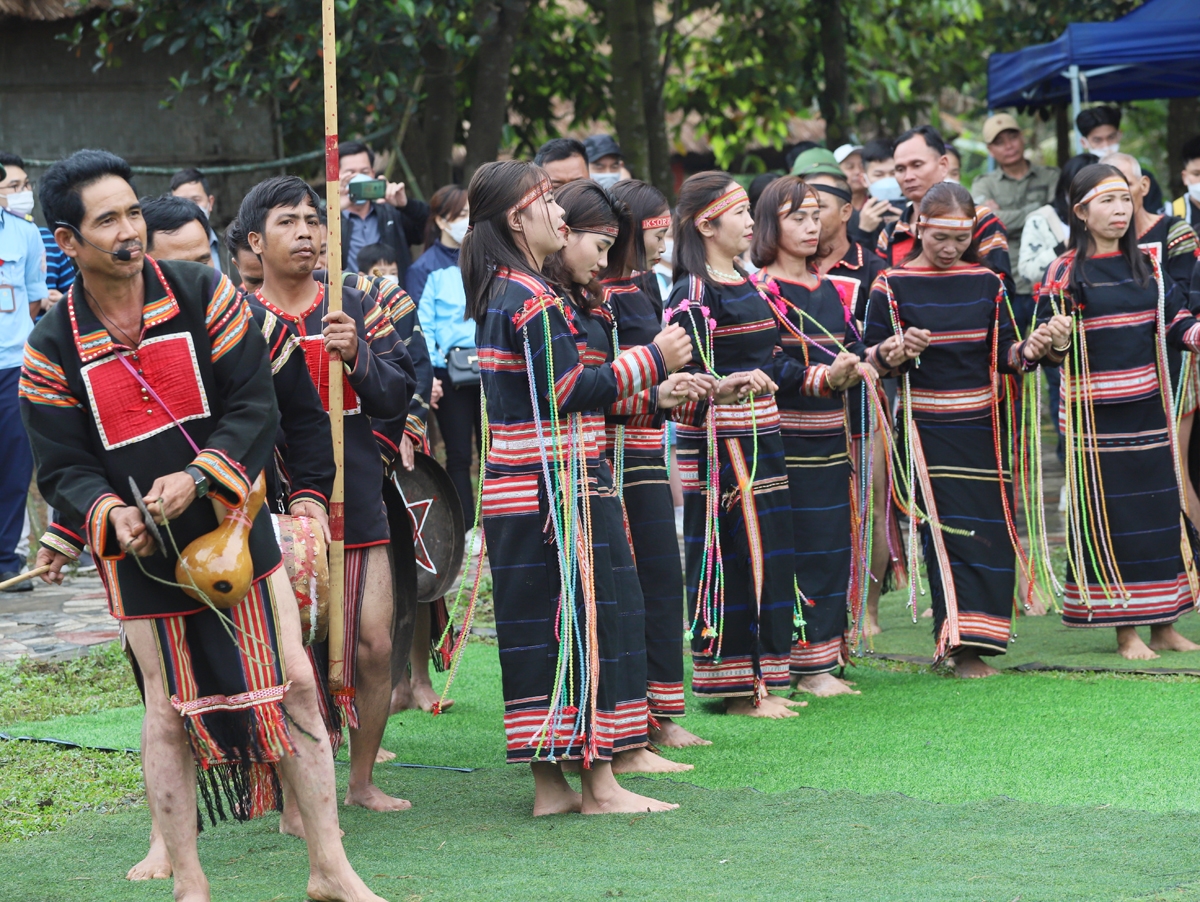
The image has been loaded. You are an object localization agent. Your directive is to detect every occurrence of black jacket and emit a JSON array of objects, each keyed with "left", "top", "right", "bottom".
[{"left": 340, "top": 200, "right": 430, "bottom": 283}]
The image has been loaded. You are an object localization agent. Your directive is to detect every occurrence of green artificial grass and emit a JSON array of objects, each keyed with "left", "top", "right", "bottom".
[{"left": 866, "top": 586, "right": 1200, "bottom": 671}]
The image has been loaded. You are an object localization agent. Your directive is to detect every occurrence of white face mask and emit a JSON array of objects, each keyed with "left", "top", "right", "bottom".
[
  {"left": 445, "top": 218, "right": 469, "bottom": 245},
  {"left": 592, "top": 172, "right": 621, "bottom": 190},
  {"left": 379, "top": 274, "right": 399, "bottom": 286},
  {"left": 1188, "top": 183, "right": 1200, "bottom": 202},
  {"left": 659, "top": 237, "right": 674, "bottom": 267},
  {"left": 1093, "top": 143, "right": 1119, "bottom": 159},
  {"left": 4, "top": 190, "right": 34, "bottom": 218}
]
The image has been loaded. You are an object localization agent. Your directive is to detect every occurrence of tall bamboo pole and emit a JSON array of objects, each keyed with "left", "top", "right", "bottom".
[{"left": 321, "top": 0, "right": 347, "bottom": 691}]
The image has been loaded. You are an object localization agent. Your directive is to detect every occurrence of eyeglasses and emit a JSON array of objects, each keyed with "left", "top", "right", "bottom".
[{"left": 0, "top": 178, "right": 33, "bottom": 194}]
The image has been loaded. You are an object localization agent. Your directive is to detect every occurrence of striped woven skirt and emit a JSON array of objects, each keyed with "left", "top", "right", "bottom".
[
  {"left": 908, "top": 415, "right": 1015, "bottom": 658},
  {"left": 676, "top": 395, "right": 796, "bottom": 697},
  {"left": 611, "top": 451, "right": 686, "bottom": 717},
  {"left": 484, "top": 460, "right": 649, "bottom": 763},
  {"left": 1062, "top": 398, "right": 1197, "bottom": 627},
  {"left": 781, "top": 409, "right": 851, "bottom": 675}
]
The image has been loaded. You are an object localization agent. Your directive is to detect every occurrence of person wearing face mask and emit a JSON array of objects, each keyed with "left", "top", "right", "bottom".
[
  {"left": 848, "top": 138, "right": 904, "bottom": 250},
  {"left": 584, "top": 134, "right": 626, "bottom": 190},
  {"left": 1076, "top": 106, "right": 1123, "bottom": 160},
  {"left": 1171, "top": 135, "right": 1200, "bottom": 228},
  {"left": 865, "top": 182, "right": 1066, "bottom": 677},
  {"left": 750, "top": 178, "right": 865, "bottom": 697},
  {"left": 1037, "top": 164, "right": 1200, "bottom": 661},
  {"left": 0, "top": 153, "right": 73, "bottom": 311},
  {"left": 464, "top": 161, "right": 690, "bottom": 816},
  {"left": 356, "top": 243, "right": 399, "bottom": 280},
  {"left": 168, "top": 168, "right": 222, "bottom": 274}
]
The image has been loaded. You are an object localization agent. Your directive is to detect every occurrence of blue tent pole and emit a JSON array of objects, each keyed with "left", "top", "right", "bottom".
[{"left": 1068, "top": 64, "right": 1082, "bottom": 154}]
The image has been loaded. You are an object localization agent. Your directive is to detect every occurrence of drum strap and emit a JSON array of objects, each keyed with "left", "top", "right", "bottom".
[{"left": 115, "top": 350, "right": 201, "bottom": 455}]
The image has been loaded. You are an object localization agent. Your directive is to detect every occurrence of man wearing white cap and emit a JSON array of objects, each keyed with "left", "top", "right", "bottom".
[
  {"left": 970, "top": 112, "right": 1058, "bottom": 320},
  {"left": 833, "top": 143, "right": 868, "bottom": 210}
]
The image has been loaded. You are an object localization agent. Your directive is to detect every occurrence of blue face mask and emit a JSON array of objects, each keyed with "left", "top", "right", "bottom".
[{"left": 592, "top": 172, "right": 621, "bottom": 190}]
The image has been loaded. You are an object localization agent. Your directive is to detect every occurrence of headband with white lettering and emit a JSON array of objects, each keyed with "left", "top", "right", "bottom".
[{"left": 642, "top": 214, "right": 672, "bottom": 230}]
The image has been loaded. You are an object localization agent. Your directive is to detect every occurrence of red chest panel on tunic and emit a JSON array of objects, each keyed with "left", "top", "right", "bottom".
[
  {"left": 81, "top": 333, "right": 211, "bottom": 451},
  {"left": 299, "top": 334, "right": 361, "bottom": 414}
]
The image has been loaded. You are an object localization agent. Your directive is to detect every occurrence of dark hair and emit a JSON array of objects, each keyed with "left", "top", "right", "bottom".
[
  {"left": 945, "top": 145, "right": 962, "bottom": 163},
  {"left": 533, "top": 137, "right": 587, "bottom": 167},
  {"left": 237, "top": 175, "right": 322, "bottom": 239},
  {"left": 1182, "top": 136, "right": 1200, "bottom": 168},
  {"left": 1052, "top": 153, "right": 1099, "bottom": 223},
  {"left": 39, "top": 149, "right": 135, "bottom": 233},
  {"left": 1066, "top": 163, "right": 1149, "bottom": 292},
  {"left": 543, "top": 180, "right": 631, "bottom": 307},
  {"left": 142, "top": 195, "right": 210, "bottom": 250},
  {"left": 895, "top": 125, "right": 946, "bottom": 157},
  {"left": 673, "top": 170, "right": 746, "bottom": 287},
  {"left": 1075, "top": 106, "right": 1121, "bottom": 139},
  {"left": 338, "top": 141, "right": 374, "bottom": 168},
  {"left": 225, "top": 217, "right": 250, "bottom": 256},
  {"left": 356, "top": 242, "right": 396, "bottom": 274},
  {"left": 748, "top": 173, "right": 782, "bottom": 215},
  {"left": 606, "top": 179, "right": 669, "bottom": 273},
  {"left": 902, "top": 182, "right": 980, "bottom": 266},
  {"left": 861, "top": 139, "right": 894, "bottom": 165},
  {"left": 424, "top": 183, "right": 468, "bottom": 248},
  {"left": 0, "top": 152, "right": 25, "bottom": 170},
  {"left": 783, "top": 141, "right": 820, "bottom": 172},
  {"left": 750, "top": 176, "right": 817, "bottom": 268},
  {"left": 169, "top": 167, "right": 210, "bottom": 195},
  {"left": 461, "top": 160, "right": 554, "bottom": 322}
]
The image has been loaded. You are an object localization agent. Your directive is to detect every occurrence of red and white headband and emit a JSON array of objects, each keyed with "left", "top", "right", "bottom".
[
  {"left": 697, "top": 186, "right": 749, "bottom": 223},
  {"left": 779, "top": 191, "right": 820, "bottom": 217},
  {"left": 512, "top": 178, "right": 552, "bottom": 213},
  {"left": 642, "top": 214, "right": 671, "bottom": 230},
  {"left": 916, "top": 214, "right": 974, "bottom": 231},
  {"left": 1079, "top": 176, "right": 1129, "bottom": 206}
]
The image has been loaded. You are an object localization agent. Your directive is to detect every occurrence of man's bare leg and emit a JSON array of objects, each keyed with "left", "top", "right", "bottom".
[
  {"left": 1149, "top": 622, "right": 1200, "bottom": 652},
  {"left": 125, "top": 788, "right": 171, "bottom": 880},
  {"left": 531, "top": 761, "right": 582, "bottom": 816},
  {"left": 580, "top": 761, "right": 678, "bottom": 814},
  {"left": 1117, "top": 625, "right": 1159, "bottom": 660},
  {"left": 949, "top": 648, "right": 1000, "bottom": 678},
  {"left": 267, "top": 571, "right": 389, "bottom": 902},
  {"left": 122, "top": 619, "right": 209, "bottom": 902},
  {"left": 409, "top": 603, "right": 452, "bottom": 712},
  {"left": 649, "top": 717, "right": 710, "bottom": 748},
  {"left": 345, "top": 547, "right": 410, "bottom": 812},
  {"left": 792, "top": 672, "right": 861, "bottom": 697},
  {"left": 865, "top": 435, "right": 892, "bottom": 637}
]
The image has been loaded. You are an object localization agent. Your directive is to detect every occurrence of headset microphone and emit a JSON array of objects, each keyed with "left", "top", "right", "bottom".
[{"left": 56, "top": 222, "right": 137, "bottom": 262}]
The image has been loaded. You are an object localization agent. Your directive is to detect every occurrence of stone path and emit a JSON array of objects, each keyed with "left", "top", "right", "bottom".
[{"left": 0, "top": 572, "right": 117, "bottom": 663}]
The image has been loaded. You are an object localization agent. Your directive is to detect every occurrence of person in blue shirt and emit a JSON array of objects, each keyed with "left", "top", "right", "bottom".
[
  {"left": 0, "top": 153, "right": 73, "bottom": 308},
  {"left": 0, "top": 160, "right": 48, "bottom": 589},
  {"left": 409, "top": 184, "right": 477, "bottom": 525}
]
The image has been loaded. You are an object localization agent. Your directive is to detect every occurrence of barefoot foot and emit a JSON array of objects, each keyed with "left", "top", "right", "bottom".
[
  {"left": 126, "top": 838, "right": 171, "bottom": 881},
  {"left": 725, "top": 697, "right": 799, "bottom": 718},
  {"left": 411, "top": 681, "right": 452, "bottom": 713},
  {"left": 792, "top": 672, "right": 861, "bottom": 697},
  {"left": 949, "top": 653, "right": 1000, "bottom": 678},
  {"left": 649, "top": 718, "right": 711, "bottom": 748},
  {"left": 344, "top": 783, "right": 412, "bottom": 812},
  {"left": 375, "top": 747, "right": 396, "bottom": 764},
  {"left": 1117, "top": 626, "right": 1160, "bottom": 660},
  {"left": 1149, "top": 624, "right": 1200, "bottom": 652},
  {"left": 763, "top": 693, "right": 807, "bottom": 708},
  {"left": 388, "top": 681, "right": 416, "bottom": 715},
  {"left": 863, "top": 616, "right": 882, "bottom": 637},
  {"left": 581, "top": 783, "right": 678, "bottom": 814},
  {"left": 307, "top": 870, "right": 389, "bottom": 902},
  {"left": 612, "top": 748, "right": 693, "bottom": 774},
  {"left": 921, "top": 606, "right": 933, "bottom": 618},
  {"left": 533, "top": 783, "right": 583, "bottom": 816}
]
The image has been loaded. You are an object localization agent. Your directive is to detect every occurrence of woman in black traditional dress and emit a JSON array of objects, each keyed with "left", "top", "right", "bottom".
[
  {"left": 749, "top": 177, "right": 866, "bottom": 697},
  {"left": 541, "top": 178, "right": 700, "bottom": 773},
  {"left": 863, "top": 182, "right": 1064, "bottom": 677},
  {"left": 464, "top": 161, "right": 692, "bottom": 816},
  {"left": 666, "top": 172, "right": 846, "bottom": 716},
  {"left": 1036, "top": 163, "right": 1200, "bottom": 660}
]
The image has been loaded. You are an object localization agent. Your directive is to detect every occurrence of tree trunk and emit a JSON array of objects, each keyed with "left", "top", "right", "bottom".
[
  {"left": 463, "top": 0, "right": 529, "bottom": 184},
  {"left": 419, "top": 40, "right": 458, "bottom": 196},
  {"left": 817, "top": 0, "right": 848, "bottom": 148},
  {"left": 1055, "top": 103, "right": 1070, "bottom": 169},
  {"left": 635, "top": 0, "right": 673, "bottom": 201},
  {"left": 605, "top": 0, "right": 650, "bottom": 184},
  {"left": 1167, "top": 97, "right": 1199, "bottom": 200}
]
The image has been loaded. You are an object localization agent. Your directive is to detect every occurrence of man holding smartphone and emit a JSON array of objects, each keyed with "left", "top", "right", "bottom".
[{"left": 338, "top": 141, "right": 429, "bottom": 286}]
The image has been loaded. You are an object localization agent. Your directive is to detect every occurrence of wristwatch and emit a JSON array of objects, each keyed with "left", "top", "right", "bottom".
[{"left": 184, "top": 465, "right": 210, "bottom": 499}]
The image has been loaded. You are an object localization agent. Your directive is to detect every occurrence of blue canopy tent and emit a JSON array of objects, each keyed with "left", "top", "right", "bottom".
[{"left": 987, "top": 0, "right": 1200, "bottom": 150}]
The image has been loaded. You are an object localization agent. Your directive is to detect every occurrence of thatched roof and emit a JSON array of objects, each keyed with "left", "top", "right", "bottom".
[{"left": 0, "top": 0, "right": 107, "bottom": 19}]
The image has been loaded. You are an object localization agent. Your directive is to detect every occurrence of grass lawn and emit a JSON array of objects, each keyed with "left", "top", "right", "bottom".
[{"left": 5, "top": 615, "right": 1200, "bottom": 900}]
